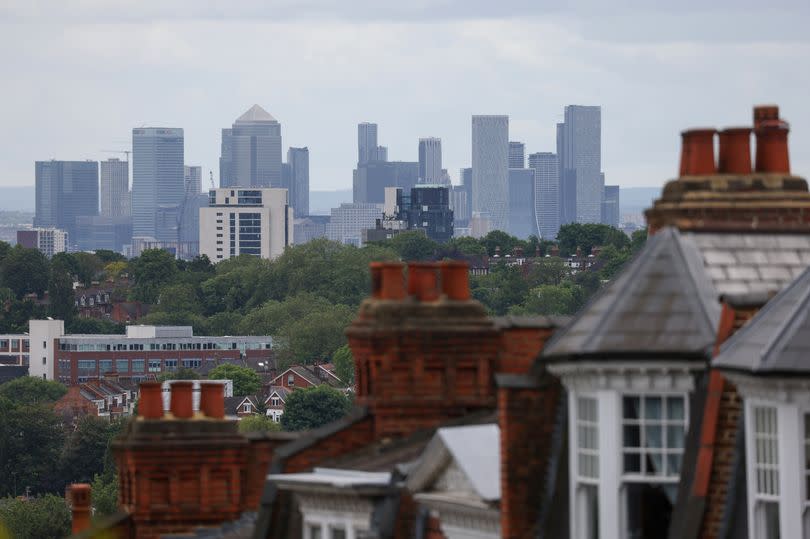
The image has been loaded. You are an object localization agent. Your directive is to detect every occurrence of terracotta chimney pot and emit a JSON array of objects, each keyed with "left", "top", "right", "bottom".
[
  {"left": 170, "top": 381, "right": 194, "bottom": 419},
  {"left": 753, "top": 105, "right": 779, "bottom": 129},
  {"left": 440, "top": 260, "right": 470, "bottom": 301},
  {"left": 199, "top": 382, "right": 225, "bottom": 419},
  {"left": 680, "top": 128, "right": 717, "bottom": 176},
  {"left": 718, "top": 127, "right": 752, "bottom": 174},
  {"left": 138, "top": 381, "right": 163, "bottom": 419},
  {"left": 755, "top": 119, "right": 790, "bottom": 174},
  {"left": 407, "top": 262, "right": 440, "bottom": 301},
  {"left": 69, "top": 483, "right": 92, "bottom": 535},
  {"left": 379, "top": 262, "right": 406, "bottom": 300}
]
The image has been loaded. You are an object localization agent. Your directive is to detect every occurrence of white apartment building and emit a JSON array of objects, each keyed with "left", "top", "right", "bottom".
[
  {"left": 326, "top": 203, "right": 383, "bottom": 246},
  {"left": 199, "top": 188, "right": 293, "bottom": 262}
]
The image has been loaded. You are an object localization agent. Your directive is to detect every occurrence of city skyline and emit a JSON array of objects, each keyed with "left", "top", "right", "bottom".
[{"left": 2, "top": 4, "right": 807, "bottom": 192}]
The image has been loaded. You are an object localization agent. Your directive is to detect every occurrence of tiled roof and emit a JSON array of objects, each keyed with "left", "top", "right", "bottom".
[
  {"left": 714, "top": 265, "right": 810, "bottom": 375},
  {"left": 542, "top": 228, "right": 721, "bottom": 360},
  {"left": 684, "top": 232, "right": 810, "bottom": 296}
]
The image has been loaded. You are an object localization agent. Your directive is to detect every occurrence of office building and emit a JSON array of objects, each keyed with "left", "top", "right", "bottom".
[
  {"left": 100, "top": 158, "right": 130, "bottom": 217},
  {"left": 418, "top": 138, "right": 442, "bottom": 184},
  {"left": 602, "top": 184, "right": 620, "bottom": 228},
  {"left": 358, "top": 123, "right": 378, "bottom": 165},
  {"left": 529, "top": 152, "right": 561, "bottom": 239},
  {"left": 471, "top": 115, "right": 509, "bottom": 232},
  {"left": 178, "top": 193, "right": 208, "bottom": 257},
  {"left": 184, "top": 165, "right": 202, "bottom": 195},
  {"left": 450, "top": 185, "right": 470, "bottom": 226},
  {"left": 508, "top": 168, "right": 537, "bottom": 239},
  {"left": 293, "top": 216, "right": 330, "bottom": 245},
  {"left": 509, "top": 141, "right": 525, "bottom": 169},
  {"left": 34, "top": 160, "right": 99, "bottom": 244},
  {"left": 287, "top": 147, "right": 310, "bottom": 218},
  {"left": 200, "top": 188, "right": 293, "bottom": 263},
  {"left": 132, "top": 128, "right": 184, "bottom": 242},
  {"left": 220, "top": 105, "right": 282, "bottom": 188},
  {"left": 353, "top": 161, "right": 419, "bottom": 204},
  {"left": 557, "top": 105, "right": 602, "bottom": 224},
  {"left": 74, "top": 216, "right": 133, "bottom": 253},
  {"left": 326, "top": 203, "right": 383, "bottom": 246},
  {"left": 17, "top": 228, "right": 68, "bottom": 257},
  {"left": 382, "top": 185, "right": 454, "bottom": 243}
]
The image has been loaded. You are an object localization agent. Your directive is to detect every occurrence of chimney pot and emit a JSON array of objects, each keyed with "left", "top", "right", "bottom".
[
  {"left": 753, "top": 105, "right": 779, "bottom": 129},
  {"left": 407, "top": 262, "right": 440, "bottom": 301},
  {"left": 369, "top": 262, "right": 384, "bottom": 299},
  {"left": 679, "top": 129, "right": 717, "bottom": 176},
  {"left": 169, "top": 381, "right": 194, "bottom": 419},
  {"left": 378, "top": 262, "right": 406, "bottom": 300},
  {"left": 138, "top": 381, "right": 163, "bottom": 419},
  {"left": 69, "top": 483, "right": 92, "bottom": 535},
  {"left": 718, "top": 127, "right": 752, "bottom": 174},
  {"left": 755, "top": 119, "right": 790, "bottom": 174},
  {"left": 440, "top": 260, "right": 470, "bottom": 301},
  {"left": 199, "top": 381, "right": 225, "bottom": 419}
]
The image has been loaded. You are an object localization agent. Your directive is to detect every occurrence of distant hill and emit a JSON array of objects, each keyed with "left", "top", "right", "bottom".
[
  {"left": 310, "top": 189, "right": 353, "bottom": 215},
  {"left": 0, "top": 187, "right": 34, "bottom": 212}
]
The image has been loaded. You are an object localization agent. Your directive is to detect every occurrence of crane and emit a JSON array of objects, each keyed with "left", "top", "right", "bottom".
[{"left": 100, "top": 150, "right": 131, "bottom": 161}]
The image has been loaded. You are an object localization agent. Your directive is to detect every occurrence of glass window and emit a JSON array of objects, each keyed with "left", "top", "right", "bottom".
[
  {"left": 78, "top": 360, "right": 96, "bottom": 373},
  {"left": 752, "top": 406, "right": 780, "bottom": 539},
  {"left": 148, "top": 359, "right": 161, "bottom": 373},
  {"left": 577, "top": 397, "right": 599, "bottom": 480},
  {"left": 288, "top": 374, "right": 295, "bottom": 387},
  {"left": 131, "top": 359, "right": 145, "bottom": 373},
  {"left": 116, "top": 359, "right": 128, "bottom": 373},
  {"left": 576, "top": 483, "right": 599, "bottom": 539},
  {"left": 622, "top": 395, "right": 687, "bottom": 477},
  {"left": 99, "top": 360, "right": 113, "bottom": 374},
  {"left": 330, "top": 528, "right": 346, "bottom": 539},
  {"left": 308, "top": 524, "right": 322, "bottom": 539}
]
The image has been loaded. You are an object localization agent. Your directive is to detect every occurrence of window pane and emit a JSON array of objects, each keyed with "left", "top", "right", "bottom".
[
  {"left": 624, "top": 425, "right": 641, "bottom": 448},
  {"left": 309, "top": 525, "right": 322, "bottom": 539},
  {"left": 667, "top": 397, "right": 685, "bottom": 420},
  {"left": 645, "top": 425, "right": 663, "bottom": 449},
  {"left": 646, "top": 453, "right": 664, "bottom": 476},
  {"left": 623, "top": 396, "right": 640, "bottom": 420},
  {"left": 331, "top": 528, "right": 346, "bottom": 539},
  {"left": 667, "top": 453, "right": 683, "bottom": 475},
  {"left": 645, "top": 397, "right": 662, "bottom": 420},
  {"left": 667, "top": 426, "right": 685, "bottom": 449},
  {"left": 624, "top": 452, "right": 641, "bottom": 473}
]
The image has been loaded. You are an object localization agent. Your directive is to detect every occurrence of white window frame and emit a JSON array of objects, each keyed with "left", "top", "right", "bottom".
[{"left": 571, "top": 394, "right": 600, "bottom": 539}]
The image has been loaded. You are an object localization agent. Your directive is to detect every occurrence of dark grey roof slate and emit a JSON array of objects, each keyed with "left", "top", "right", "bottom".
[
  {"left": 714, "top": 266, "right": 810, "bottom": 375},
  {"left": 542, "top": 227, "right": 721, "bottom": 360}
]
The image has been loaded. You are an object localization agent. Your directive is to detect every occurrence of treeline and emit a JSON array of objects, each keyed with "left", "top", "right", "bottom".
[{"left": 0, "top": 224, "right": 645, "bottom": 367}]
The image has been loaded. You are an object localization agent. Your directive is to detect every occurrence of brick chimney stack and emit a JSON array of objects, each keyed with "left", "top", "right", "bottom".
[
  {"left": 112, "top": 381, "right": 267, "bottom": 538},
  {"left": 347, "top": 261, "right": 501, "bottom": 438},
  {"left": 68, "top": 483, "right": 92, "bottom": 535}
]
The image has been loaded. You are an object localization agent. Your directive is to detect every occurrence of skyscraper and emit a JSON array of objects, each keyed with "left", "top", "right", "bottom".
[
  {"left": 508, "top": 168, "right": 537, "bottom": 239},
  {"left": 34, "top": 160, "right": 99, "bottom": 243},
  {"left": 509, "top": 141, "right": 525, "bottom": 168},
  {"left": 100, "top": 158, "right": 129, "bottom": 217},
  {"left": 471, "top": 115, "right": 509, "bottom": 232},
  {"left": 557, "top": 105, "right": 602, "bottom": 224},
  {"left": 602, "top": 184, "right": 620, "bottom": 228},
  {"left": 220, "top": 105, "right": 282, "bottom": 188},
  {"left": 418, "top": 138, "right": 442, "bottom": 183},
  {"left": 287, "top": 147, "right": 310, "bottom": 218},
  {"left": 184, "top": 165, "right": 202, "bottom": 195},
  {"left": 353, "top": 161, "right": 419, "bottom": 204},
  {"left": 529, "top": 152, "right": 561, "bottom": 240},
  {"left": 132, "top": 127, "right": 184, "bottom": 241},
  {"left": 358, "top": 123, "right": 378, "bottom": 165}
]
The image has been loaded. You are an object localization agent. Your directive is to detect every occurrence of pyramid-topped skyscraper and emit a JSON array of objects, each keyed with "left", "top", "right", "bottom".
[{"left": 220, "top": 104, "right": 282, "bottom": 188}]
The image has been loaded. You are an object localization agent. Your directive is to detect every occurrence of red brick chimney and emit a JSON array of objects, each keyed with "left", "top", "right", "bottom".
[
  {"left": 679, "top": 128, "right": 717, "bottom": 176},
  {"left": 718, "top": 128, "right": 752, "bottom": 174},
  {"left": 68, "top": 483, "right": 92, "bottom": 535},
  {"left": 347, "top": 261, "right": 501, "bottom": 439},
  {"left": 754, "top": 105, "right": 790, "bottom": 174},
  {"left": 112, "top": 381, "right": 265, "bottom": 538}
]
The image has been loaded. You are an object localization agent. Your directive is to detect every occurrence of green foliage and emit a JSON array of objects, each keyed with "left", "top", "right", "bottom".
[
  {"left": 0, "top": 241, "right": 10, "bottom": 263},
  {"left": 0, "top": 298, "right": 46, "bottom": 334},
  {"left": 0, "top": 377, "right": 66, "bottom": 405},
  {"left": 381, "top": 231, "right": 437, "bottom": 261},
  {"left": 0, "top": 494, "right": 71, "bottom": 539},
  {"left": 155, "top": 283, "right": 202, "bottom": 314},
  {"left": 72, "top": 252, "right": 103, "bottom": 287},
  {"left": 480, "top": 230, "right": 522, "bottom": 256},
  {"left": 65, "top": 317, "right": 124, "bottom": 335},
  {"left": 208, "top": 364, "right": 261, "bottom": 396},
  {"left": 631, "top": 228, "right": 648, "bottom": 254},
  {"left": 48, "top": 258, "right": 76, "bottom": 321},
  {"left": 471, "top": 265, "right": 530, "bottom": 316},
  {"left": 91, "top": 473, "right": 119, "bottom": 519},
  {"left": 93, "top": 249, "right": 127, "bottom": 264},
  {"left": 441, "top": 235, "right": 487, "bottom": 256},
  {"left": 0, "top": 246, "right": 49, "bottom": 298},
  {"left": 556, "top": 223, "right": 630, "bottom": 256},
  {"left": 204, "top": 311, "right": 243, "bottom": 336},
  {"left": 332, "top": 345, "right": 355, "bottom": 385},
  {"left": 280, "top": 385, "right": 352, "bottom": 431},
  {"left": 157, "top": 367, "right": 199, "bottom": 382},
  {"left": 130, "top": 248, "right": 178, "bottom": 303},
  {"left": 238, "top": 414, "right": 281, "bottom": 433},
  {"left": 59, "top": 416, "right": 115, "bottom": 486},
  {"left": 514, "top": 284, "right": 579, "bottom": 316}
]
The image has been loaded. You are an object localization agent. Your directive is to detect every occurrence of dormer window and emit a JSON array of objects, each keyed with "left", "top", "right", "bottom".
[
  {"left": 288, "top": 374, "right": 295, "bottom": 387},
  {"left": 271, "top": 397, "right": 280, "bottom": 407},
  {"left": 243, "top": 403, "right": 252, "bottom": 413}
]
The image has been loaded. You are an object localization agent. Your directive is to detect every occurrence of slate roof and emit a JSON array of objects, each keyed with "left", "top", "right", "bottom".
[
  {"left": 683, "top": 232, "right": 810, "bottom": 296},
  {"left": 542, "top": 228, "right": 721, "bottom": 360},
  {"left": 714, "top": 265, "right": 810, "bottom": 375},
  {"left": 234, "top": 104, "right": 276, "bottom": 123}
]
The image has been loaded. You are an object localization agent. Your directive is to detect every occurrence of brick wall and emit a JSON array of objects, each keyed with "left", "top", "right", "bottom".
[{"left": 282, "top": 416, "right": 375, "bottom": 473}]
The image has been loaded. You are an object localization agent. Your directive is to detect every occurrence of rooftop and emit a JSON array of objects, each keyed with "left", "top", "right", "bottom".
[{"left": 234, "top": 104, "right": 277, "bottom": 124}]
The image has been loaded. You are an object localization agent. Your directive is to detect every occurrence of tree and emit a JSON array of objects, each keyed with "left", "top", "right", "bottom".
[
  {"left": 204, "top": 312, "right": 243, "bottom": 336},
  {"left": 557, "top": 223, "right": 629, "bottom": 256},
  {"left": 208, "top": 364, "right": 261, "bottom": 396},
  {"left": 471, "top": 265, "right": 530, "bottom": 315},
  {"left": 630, "top": 228, "right": 648, "bottom": 254},
  {"left": 332, "top": 345, "right": 355, "bottom": 386},
  {"left": 442, "top": 236, "right": 486, "bottom": 257},
  {"left": 237, "top": 415, "right": 281, "bottom": 433},
  {"left": 154, "top": 283, "right": 202, "bottom": 315},
  {"left": 72, "top": 252, "right": 103, "bottom": 287},
  {"left": 48, "top": 258, "right": 75, "bottom": 321},
  {"left": 382, "top": 231, "right": 437, "bottom": 261},
  {"left": 280, "top": 306, "right": 355, "bottom": 365},
  {"left": 480, "top": 230, "right": 523, "bottom": 257},
  {"left": 157, "top": 367, "right": 199, "bottom": 382},
  {"left": 0, "top": 246, "right": 49, "bottom": 299},
  {"left": 527, "top": 257, "right": 568, "bottom": 286},
  {"left": 0, "top": 494, "right": 71, "bottom": 539},
  {"left": 93, "top": 249, "right": 127, "bottom": 264},
  {"left": 91, "top": 473, "right": 118, "bottom": 519},
  {"left": 58, "top": 416, "right": 113, "bottom": 487},
  {"left": 516, "top": 284, "right": 578, "bottom": 316},
  {"left": 280, "top": 385, "right": 352, "bottom": 431},
  {"left": 103, "top": 261, "right": 128, "bottom": 281},
  {"left": 129, "top": 248, "right": 178, "bottom": 303},
  {"left": 0, "top": 377, "right": 66, "bottom": 405},
  {"left": 65, "top": 317, "right": 124, "bottom": 335}
]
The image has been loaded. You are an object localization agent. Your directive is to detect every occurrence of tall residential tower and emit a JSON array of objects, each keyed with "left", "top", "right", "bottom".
[
  {"left": 100, "top": 158, "right": 129, "bottom": 217},
  {"left": 557, "top": 105, "right": 602, "bottom": 224},
  {"left": 132, "top": 127, "right": 184, "bottom": 241},
  {"left": 529, "top": 152, "right": 560, "bottom": 240},
  {"left": 471, "top": 115, "right": 509, "bottom": 232},
  {"left": 287, "top": 147, "right": 310, "bottom": 218}
]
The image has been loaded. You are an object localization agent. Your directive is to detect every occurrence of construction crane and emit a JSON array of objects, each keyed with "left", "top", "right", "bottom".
[{"left": 100, "top": 149, "right": 131, "bottom": 161}]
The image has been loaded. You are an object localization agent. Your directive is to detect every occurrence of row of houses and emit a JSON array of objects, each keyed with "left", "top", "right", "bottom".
[{"left": 68, "top": 106, "right": 803, "bottom": 539}]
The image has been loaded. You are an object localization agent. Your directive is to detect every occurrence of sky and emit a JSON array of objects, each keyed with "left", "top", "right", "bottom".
[{"left": 1, "top": 1, "right": 809, "bottom": 191}]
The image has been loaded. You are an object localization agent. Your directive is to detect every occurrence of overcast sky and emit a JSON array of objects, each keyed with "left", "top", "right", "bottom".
[{"left": 1, "top": 1, "right": 808, "bottom": 191}]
